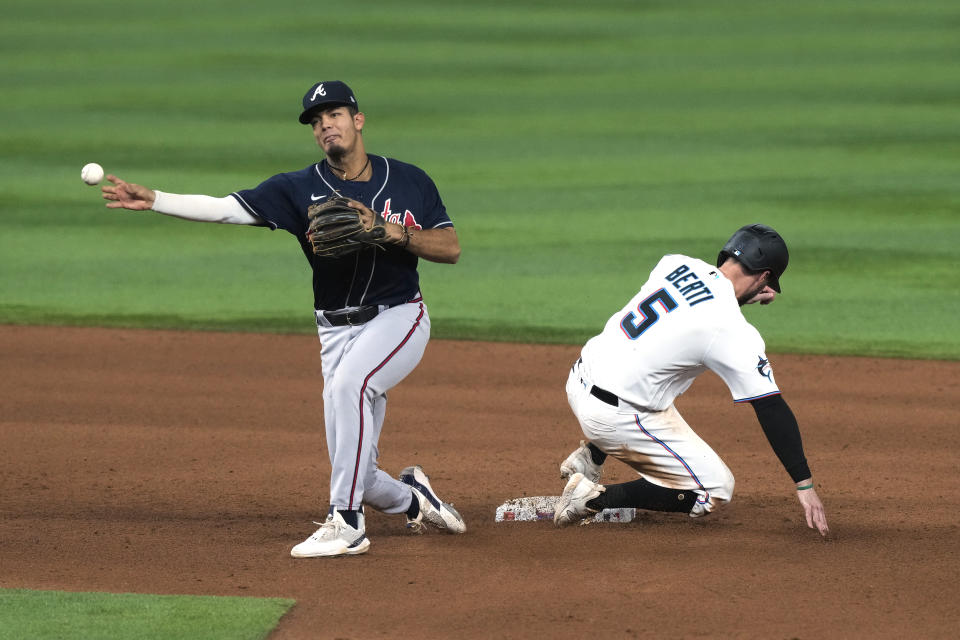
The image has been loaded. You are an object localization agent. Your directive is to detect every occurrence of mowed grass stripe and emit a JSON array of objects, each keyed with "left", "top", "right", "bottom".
[{"left": 1, "top": 0, "right": 957, "bottom": 358}]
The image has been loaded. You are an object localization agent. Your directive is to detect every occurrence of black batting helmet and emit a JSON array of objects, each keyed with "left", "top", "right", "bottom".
[{"left": 717, "top": 224, "right": 789, "bottom": 292}]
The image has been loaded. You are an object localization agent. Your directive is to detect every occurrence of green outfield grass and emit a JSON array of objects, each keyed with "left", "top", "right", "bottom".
[
  {"left": 0, "top": 1, "right": 957, "bottom": 637},
  {"left": 0, "top": 589, "right": 293, "bottom": 640},
  {"left": 2, "top": 0, "right": 958, "bottom": 361}
]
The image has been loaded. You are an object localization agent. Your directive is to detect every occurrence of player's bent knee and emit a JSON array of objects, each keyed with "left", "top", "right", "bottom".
[
  {"left": 705, "top": 461, "right": 735, "bottom": 502},
  {"left": 719, "top": 469, "right": 735, "bottom": 502},
  {"left": 707, "top": 470, "right": 735, "bottom": 509},
  {"left": 689, "top": 469, "right": 735, "bottom": 518}
]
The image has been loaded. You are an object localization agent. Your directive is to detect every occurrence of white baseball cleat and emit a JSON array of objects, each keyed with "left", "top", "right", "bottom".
[
  {"left": 399, "top": 465, "right": 467, "bottom": 534},
  {"left": 560, "top": 440, "right": 603, "bottom": 484},
  {"left": 554, "top": 472, "right": 605, "bottom": 528},
  {"left": 290, "top": 509, "right": 370, "bottom": 558}
]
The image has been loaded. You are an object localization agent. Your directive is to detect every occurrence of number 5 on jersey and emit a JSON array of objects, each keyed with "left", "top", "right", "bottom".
[{"left": 620, "top": 289, "right": 678, "bottom": 339}]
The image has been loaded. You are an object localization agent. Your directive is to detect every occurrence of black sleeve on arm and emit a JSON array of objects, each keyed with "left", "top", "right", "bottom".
[{"left": 751, "top": 394, "right": 812, "bottom": 483}]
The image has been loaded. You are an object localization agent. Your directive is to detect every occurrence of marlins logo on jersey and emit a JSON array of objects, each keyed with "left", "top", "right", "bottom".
[{"left": 756, "top": 356, "right": 773, "bottom": 382}]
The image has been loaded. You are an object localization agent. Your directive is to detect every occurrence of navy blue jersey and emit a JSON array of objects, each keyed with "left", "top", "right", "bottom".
[{"left": 230, "top": 155, "right": 453, "bottom": 310}]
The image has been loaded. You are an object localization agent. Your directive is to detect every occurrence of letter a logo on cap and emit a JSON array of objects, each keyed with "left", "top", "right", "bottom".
[{"left": 312, "top": 84, "right": 327, "bottom": 101}]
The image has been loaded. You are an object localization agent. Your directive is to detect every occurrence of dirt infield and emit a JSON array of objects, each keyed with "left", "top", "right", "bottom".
[{"left": 1, "top": 325, "right": 957, "bottom": 639}]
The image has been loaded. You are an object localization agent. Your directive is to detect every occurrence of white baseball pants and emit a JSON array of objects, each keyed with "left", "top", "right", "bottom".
[
  {"left": 317, "top": 301, "right": 430, "bottom": 513},
  {"left": 566, "top": 360, "right": 734, "bottom": 516}
]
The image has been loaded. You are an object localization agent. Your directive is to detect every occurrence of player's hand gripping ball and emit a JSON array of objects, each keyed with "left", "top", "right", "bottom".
[
  {"left": 81, "top": 162, "right": 104, "bottom": 185},
  {"left": 306, "top": 197, "right": 388, "bottom": 258}
]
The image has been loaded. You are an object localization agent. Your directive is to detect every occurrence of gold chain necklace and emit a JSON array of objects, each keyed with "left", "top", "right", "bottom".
[{"left": 329, "top": 157, "right": 369, "bottom": 181}]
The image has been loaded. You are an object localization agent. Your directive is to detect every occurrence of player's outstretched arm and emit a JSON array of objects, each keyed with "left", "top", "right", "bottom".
[
  {"left": 102, "top": 175, "right": 260, "bottom": 225},
  {"left": 102, "top": 174, "right": 156, "bottom": 210},
  {"left": 751, "top": 394, "right": 829, "bottom": 536},
  {"left": 796, "top": 480, "right": 829, "bottom": 536}
]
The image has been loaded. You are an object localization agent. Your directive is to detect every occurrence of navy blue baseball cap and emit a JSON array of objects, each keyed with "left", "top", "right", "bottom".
[{"left": 298, "top": 81, "right": 358, "bottom": 124}]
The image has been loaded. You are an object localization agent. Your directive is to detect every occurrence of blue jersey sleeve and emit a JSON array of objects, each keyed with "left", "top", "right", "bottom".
[
  {"left": 415, "top": 169, "right": 453, "bottom": 230},
  {"left": 230, "top": 173, "right": 307, "bottom": 234}
]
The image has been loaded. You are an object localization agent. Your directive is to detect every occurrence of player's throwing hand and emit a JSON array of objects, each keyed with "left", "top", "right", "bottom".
[{"left": 102, "top": 175, "right": 156, "bottom": 210}]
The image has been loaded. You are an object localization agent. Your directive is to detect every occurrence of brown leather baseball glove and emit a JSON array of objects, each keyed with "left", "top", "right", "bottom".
[{"left": 305, "top": 197, "right": 388, "bottom": 258}]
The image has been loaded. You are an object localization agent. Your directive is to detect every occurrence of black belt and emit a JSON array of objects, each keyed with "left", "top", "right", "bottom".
[
  {"left": 323, "top": 305, "right": 382, "bottom": 326},
  {"left": 589, "top": 385, "right": 619, "bottom": 407},
  {"left": 575, "top": 358, "right": 620, "bottom": 407}
]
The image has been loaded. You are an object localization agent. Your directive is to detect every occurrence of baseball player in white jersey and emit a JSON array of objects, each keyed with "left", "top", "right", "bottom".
[
  {"left": 555, "top": 224, "right": 829, "bottom": 535},
  {"left": 101, "top": 80, "right": 467, "bottom": 558}
]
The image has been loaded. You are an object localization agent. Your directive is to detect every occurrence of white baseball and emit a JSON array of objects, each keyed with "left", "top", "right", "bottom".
[{"left": 81, "top": 162, "right": 104, "bottom": 186}]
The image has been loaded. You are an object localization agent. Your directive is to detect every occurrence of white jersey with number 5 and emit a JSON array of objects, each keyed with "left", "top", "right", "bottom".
[{"left": 580, "top": 254, "right": 780, "bottom": 411}]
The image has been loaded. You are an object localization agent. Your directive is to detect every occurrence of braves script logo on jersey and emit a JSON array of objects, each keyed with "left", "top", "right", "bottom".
[
  {"left": 756, "top": 356, "right": 773, "bottom": 382},
  {"left": 380, "top": 198, "right": 422, "bottom": 229}
]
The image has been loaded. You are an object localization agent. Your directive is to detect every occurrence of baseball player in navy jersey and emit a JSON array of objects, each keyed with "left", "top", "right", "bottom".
[
  {"left": 102, "top": 80, "right": 467, "bottom": 557},
  {"left": 555, "top": 224, "right": 829, "bottom": 536}
]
